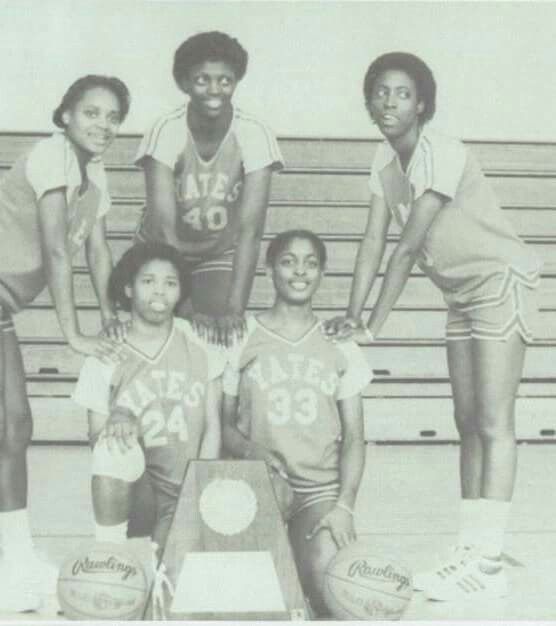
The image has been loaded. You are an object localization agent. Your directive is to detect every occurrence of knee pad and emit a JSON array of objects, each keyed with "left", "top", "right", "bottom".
[{"left": 92, "top": 439, "right": 146, "bottom": 483}]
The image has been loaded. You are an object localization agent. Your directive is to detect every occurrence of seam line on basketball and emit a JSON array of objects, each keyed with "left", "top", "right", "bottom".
[{"left": 325, "top": 573, "right": 410, "bottom": 600}]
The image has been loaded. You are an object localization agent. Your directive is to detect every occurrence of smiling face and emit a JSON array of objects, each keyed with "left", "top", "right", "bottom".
[
  {"left": 126, "top": 259, "right": 181, "bottom": 325},
  {"left": 367, "top": 69, "right": 424, "bottom": 143},
  {"left": 180, "top": 60, "right": 237, "bottom": 121},
  {"left": 270, "top": 237, "right": 323, "bottom": 306},
  {"left": 62, "top": 86, "right": 122, "bottom": 158}
]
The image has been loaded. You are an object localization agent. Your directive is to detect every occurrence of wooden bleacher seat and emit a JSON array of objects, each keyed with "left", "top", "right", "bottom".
[{"left": 1, "top": 133, "right": 555, "bottom": 444}]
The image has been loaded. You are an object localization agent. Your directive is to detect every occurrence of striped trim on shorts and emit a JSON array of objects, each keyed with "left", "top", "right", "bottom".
[
  {"left": 189, "top": 249, "right": 235, "bottom": 276},
  {"left": 288, "top": 479, "right": 341, "bottom": 518},
  {"left": 446, "top": 272, "right": 540, "bottom": 344},
  {"left": 0, "top": 317, "right": 15, "bottom": 334}
]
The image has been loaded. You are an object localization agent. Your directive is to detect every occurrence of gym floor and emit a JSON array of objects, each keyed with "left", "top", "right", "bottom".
[{"left": 0, "top": 443, "right": 555, "bottom": 622}]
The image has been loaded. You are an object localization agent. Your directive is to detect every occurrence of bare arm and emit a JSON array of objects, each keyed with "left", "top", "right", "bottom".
[
  {"left": 337, "top": 394, "right": 366, "bottom": 511},
  {"left": 199, "top": 379, "right": 222, "bottom": 459},
  {"left": 226, "top": 166, "right": 272, "bottom": 315},
  {"left": 218, "top": 167, "right": 273, "bottom": 345},
  {"left": 308, "top": 393, "right": 365, "bottom": 547},
  {"left": 142, "top": 156, "right": 185, "bottom": 250},
  {"left": 85, "top": 217, "right": 116, "bottom": 325},
  {"left": 38, "top": 189, "right": 116, "bottom": 359},
  {"left": 366, "top": 190, "right": 446, "bottom": 337},
  {"left": 324, "top": 194, "right": 390, "bottom": 338},
  {"left": 347, "top": 194, "right": 391, "bottom": 320}
]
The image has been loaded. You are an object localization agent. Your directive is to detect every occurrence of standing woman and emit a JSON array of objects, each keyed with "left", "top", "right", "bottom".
[
  {"left": 0, "top": 75, "right": 130, "bottom": 611},
  {"left": 326, "top": 52, "right": 542, "bottom": 601},
  {"left": 135, "top": 31, "right": 283, "bottom": 346}
]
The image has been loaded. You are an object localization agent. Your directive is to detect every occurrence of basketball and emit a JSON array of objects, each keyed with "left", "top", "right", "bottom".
[
  {"left": 57, "top": 542, "right": 149, "bottom": 620},
  {"left": 269, "top": 469, "right": 295, "bottom": 520},
  {"left": 323, "top": 542, "right": 412, "bottom": 620}
]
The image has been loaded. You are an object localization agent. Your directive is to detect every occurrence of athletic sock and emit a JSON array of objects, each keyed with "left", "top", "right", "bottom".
[
  {"left": 0, "top": 508, "right": 35, "bottom": 561},
  {"left": 95, "top": 521, "right": 128, "bottom": 544},
  {"left": 476, "top": 498, "right": 511, "bottom": 559},
  {"left": 457, "top": 498, "right": 480, "bottom": 549}
]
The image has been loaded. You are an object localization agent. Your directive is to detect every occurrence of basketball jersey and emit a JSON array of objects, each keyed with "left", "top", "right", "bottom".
[
  {"left": 73, "top": 318, "right": 225, "bottom": 492},
  {"left": 223, "top": 317, "right": 373, "bottom": 491},
  {"left": 134, "top": 105, "right": 283, "bottom": 263},
  {"left": 0, "top": 133, "right": 111, "bottom": 312},
  {"left": 369, "top": 128, "right": 543, "bottom": 309}
]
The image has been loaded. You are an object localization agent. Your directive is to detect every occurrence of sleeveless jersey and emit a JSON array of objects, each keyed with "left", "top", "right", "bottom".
[
  {"left": 73, "top": 318, "right": 225, "bottom": 492},
  {"left": 134, "top": 105, "right": 283, "bottom": 263},
  {"left": 369, "top": 128, "right": 543, "bottom": 310},
  {"left": 0, "top": 133, "right": 111, "bottom": 312},
  {"left": 223, "top": 317, "right": 373, "bottom": 492}
]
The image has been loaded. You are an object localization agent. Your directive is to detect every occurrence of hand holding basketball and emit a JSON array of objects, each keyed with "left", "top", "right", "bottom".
[{"left": 306, "top": 503, "right": 356, "bottom": 548}]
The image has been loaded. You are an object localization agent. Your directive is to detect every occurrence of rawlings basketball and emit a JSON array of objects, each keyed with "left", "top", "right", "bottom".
[
  {"left": 323, "top": 542, "right": 412, "bottom": 620},
  {"left": 269, "top": 469, "right": 295, "bottom": 520},
  {"left": 57, "top": 542, "right": 149, "bottom": 620}
]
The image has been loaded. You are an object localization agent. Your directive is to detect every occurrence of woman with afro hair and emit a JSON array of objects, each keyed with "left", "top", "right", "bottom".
[
  {"left": 135, "top": 31, "right": 283, "bottom": 347},
  {"left": 326, "top": 52, "right": 542, "bottom": 603}
]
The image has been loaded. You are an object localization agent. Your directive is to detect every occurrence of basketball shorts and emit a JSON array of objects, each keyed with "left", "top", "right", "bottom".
[
  {"left": 446, "top": 282, "right": 540, "bottom": 343},
  {"left": 288, "top": 480, "right": 341, "bottom": 520},
  {"left": 182, "top": 249, "right": 235, "bottom": 317}
]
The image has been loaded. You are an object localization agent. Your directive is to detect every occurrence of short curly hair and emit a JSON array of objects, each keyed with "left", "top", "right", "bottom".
[
  {"left": 173, "top": 31, "right": 248, "bottom": 87},
  {"left": 266, "top": 230, "right": 327, "bottom": 268},
  {"left": 363, "top": 52, "right": 436, "bottom": 123},
  {"left": 108, "top": 242, "right": 190, "bottom": 313},
  {"left": 52, "top": 75, "right": 130, "bottom": 129}
]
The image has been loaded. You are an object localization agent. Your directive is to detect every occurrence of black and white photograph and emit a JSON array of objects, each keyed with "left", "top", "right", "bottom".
[{"left": 0, "top": 0, "right": 555, "bottom": 623}]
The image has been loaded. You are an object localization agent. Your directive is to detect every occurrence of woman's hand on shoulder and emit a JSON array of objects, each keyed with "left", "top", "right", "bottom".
[
  {"left": 323, "top": 316, "right": 370, "bottom": 343},
  {"left": 189, "top": 312, "right": 218, "bottom": 344},
  {"left": 217, "top": 311, "right": 247, "bottom": 347},
  {"left": 101, "top": 317, "right": 130, "bottom": 343},
  {"left": 68, "top": 334, "right": 123, "bottom": 363},
  {"left": 189, "top": 311, "right": 246, "bottom": 348}
]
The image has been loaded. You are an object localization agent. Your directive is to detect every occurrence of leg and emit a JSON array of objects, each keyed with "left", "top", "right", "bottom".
[
  {"left": 91, "top": 439, "right": 146, "bottom": 543},
  {"left": 288, "top": 501, "right": 338, "bottom": 618},
  {"left": 447, "top": 339, "right": 481, "bottom": 498},
  {"left": 0, "top": 317, "right": 32, "bottom": 512},
  {"left": 0, "top": 313, "right": 46, "bottom": 609},
  {"left": 472, "top": 332, "right": 526, "bottom": 500}
]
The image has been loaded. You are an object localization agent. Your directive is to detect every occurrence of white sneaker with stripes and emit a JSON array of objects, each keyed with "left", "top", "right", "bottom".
[
  {"left": 413, "top": 545, "right": 474, "bottom": 592},
  {"left": 425, "top": 556, "right": 508, "bottom": 602}
]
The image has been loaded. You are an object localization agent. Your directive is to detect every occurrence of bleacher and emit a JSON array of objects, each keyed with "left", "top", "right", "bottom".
[{"left": 1, "top": 133, "right": 555, "bottom": 444}]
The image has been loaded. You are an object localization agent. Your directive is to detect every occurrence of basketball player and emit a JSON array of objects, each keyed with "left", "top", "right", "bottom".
[
  {"left": 0, "top": 75, "right": 130, "bottom": 612},
  {"left": 325, "top": 52, "right": 542, "bottom": 601},
  {"left": 135, "top": 31, "right": 283, "bottom": 346},
  {"left": 222, "top": 230, "right": 373, "bottom": 618},
  {"left": 73, "top": 243, "right": 224, "bottom": 554}
]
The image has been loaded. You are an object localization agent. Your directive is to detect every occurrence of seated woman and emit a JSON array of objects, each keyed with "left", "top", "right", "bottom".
[
  {"left": 222, "top": 230, "right": 373, "bottom": 618},
  {"left": 134, "top": 31, "right": 283, "bottom": 346}
]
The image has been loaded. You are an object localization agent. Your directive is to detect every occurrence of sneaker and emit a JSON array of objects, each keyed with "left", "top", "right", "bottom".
[
  {"left": 425, "top": 556, "right": 508, "bottom": 602},
  {"left": 0, "top": 561, "right": 42, "bottom": 612},
  {"left": 413, "top": 545, "right": 474, "bottom": 592},
  {"left": 2, "top": 550, "right": 59, "bottom": 596}
]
